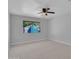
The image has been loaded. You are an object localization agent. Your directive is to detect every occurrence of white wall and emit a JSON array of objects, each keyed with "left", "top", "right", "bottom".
[
  {"left": 9, "top": 13, "right": 71, "bottom": 46},
  {"left": 48, "top": 13, "right": 71, "bottom": 45},
  {"left": 9, "top": 14, "right": 48, "bottom": 45}
]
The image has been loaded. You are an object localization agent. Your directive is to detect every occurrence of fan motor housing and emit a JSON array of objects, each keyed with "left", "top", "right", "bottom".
[
  {"left": 42, "top": 8, "right": 47, "bottom": 13},
  {"left": 42, "top": 8, "right": 50, "bottom": 13}
]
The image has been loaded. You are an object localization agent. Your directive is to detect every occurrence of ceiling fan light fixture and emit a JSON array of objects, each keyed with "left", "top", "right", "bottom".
[
  {"left": 45, "top": 13, "right": 48, "bottom": 16},
  {"left": 38, "top": 8, "right": 55, "bottom": 16}
]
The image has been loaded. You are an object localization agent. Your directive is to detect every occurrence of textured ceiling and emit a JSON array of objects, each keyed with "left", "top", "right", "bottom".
[{"left": 9, "top": 0, "right": 71, "bottom": 19}]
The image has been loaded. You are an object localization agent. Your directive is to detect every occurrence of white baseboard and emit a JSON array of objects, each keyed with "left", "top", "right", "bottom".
[
  {"left": 10, "top": 39, "right": 48, "bottom": 46},
  {"left": 52, "top": 40, "right": 71, "bottom": 46},
  {"left": 10, "top": 39, "right": 71, "bottom": 47}
]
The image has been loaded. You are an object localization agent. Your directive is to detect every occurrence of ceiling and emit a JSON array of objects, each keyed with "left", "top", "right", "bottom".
[{"left": 9, "top": 0, "right": 71, "bottom": 19}]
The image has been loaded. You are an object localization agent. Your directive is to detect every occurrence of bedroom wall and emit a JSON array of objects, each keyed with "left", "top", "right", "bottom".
[
  {"left": 9, "top": 14, "right": 48, "bottom": 45},
  {"left": 48, "top": 13, "right": 71, "bottom": 45}
]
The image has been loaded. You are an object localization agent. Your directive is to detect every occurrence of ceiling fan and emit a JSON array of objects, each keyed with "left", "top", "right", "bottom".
[{"left": 39, "top": 8, "right": 55, "bottom": 16}]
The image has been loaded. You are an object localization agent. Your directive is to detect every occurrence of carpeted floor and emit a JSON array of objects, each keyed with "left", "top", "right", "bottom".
[{"left": 9, "top": 40, "right": 71, "bottom": 59}]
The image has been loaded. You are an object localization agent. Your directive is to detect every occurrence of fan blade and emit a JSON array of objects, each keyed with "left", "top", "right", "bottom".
[{"left": 47, "top": 12, "right": 55, "bottom": 14}]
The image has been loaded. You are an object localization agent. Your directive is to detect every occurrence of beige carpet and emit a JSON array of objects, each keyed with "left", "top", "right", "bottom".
[{"left": 9, "top": 40, "right": 71, "bottom": 59}]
